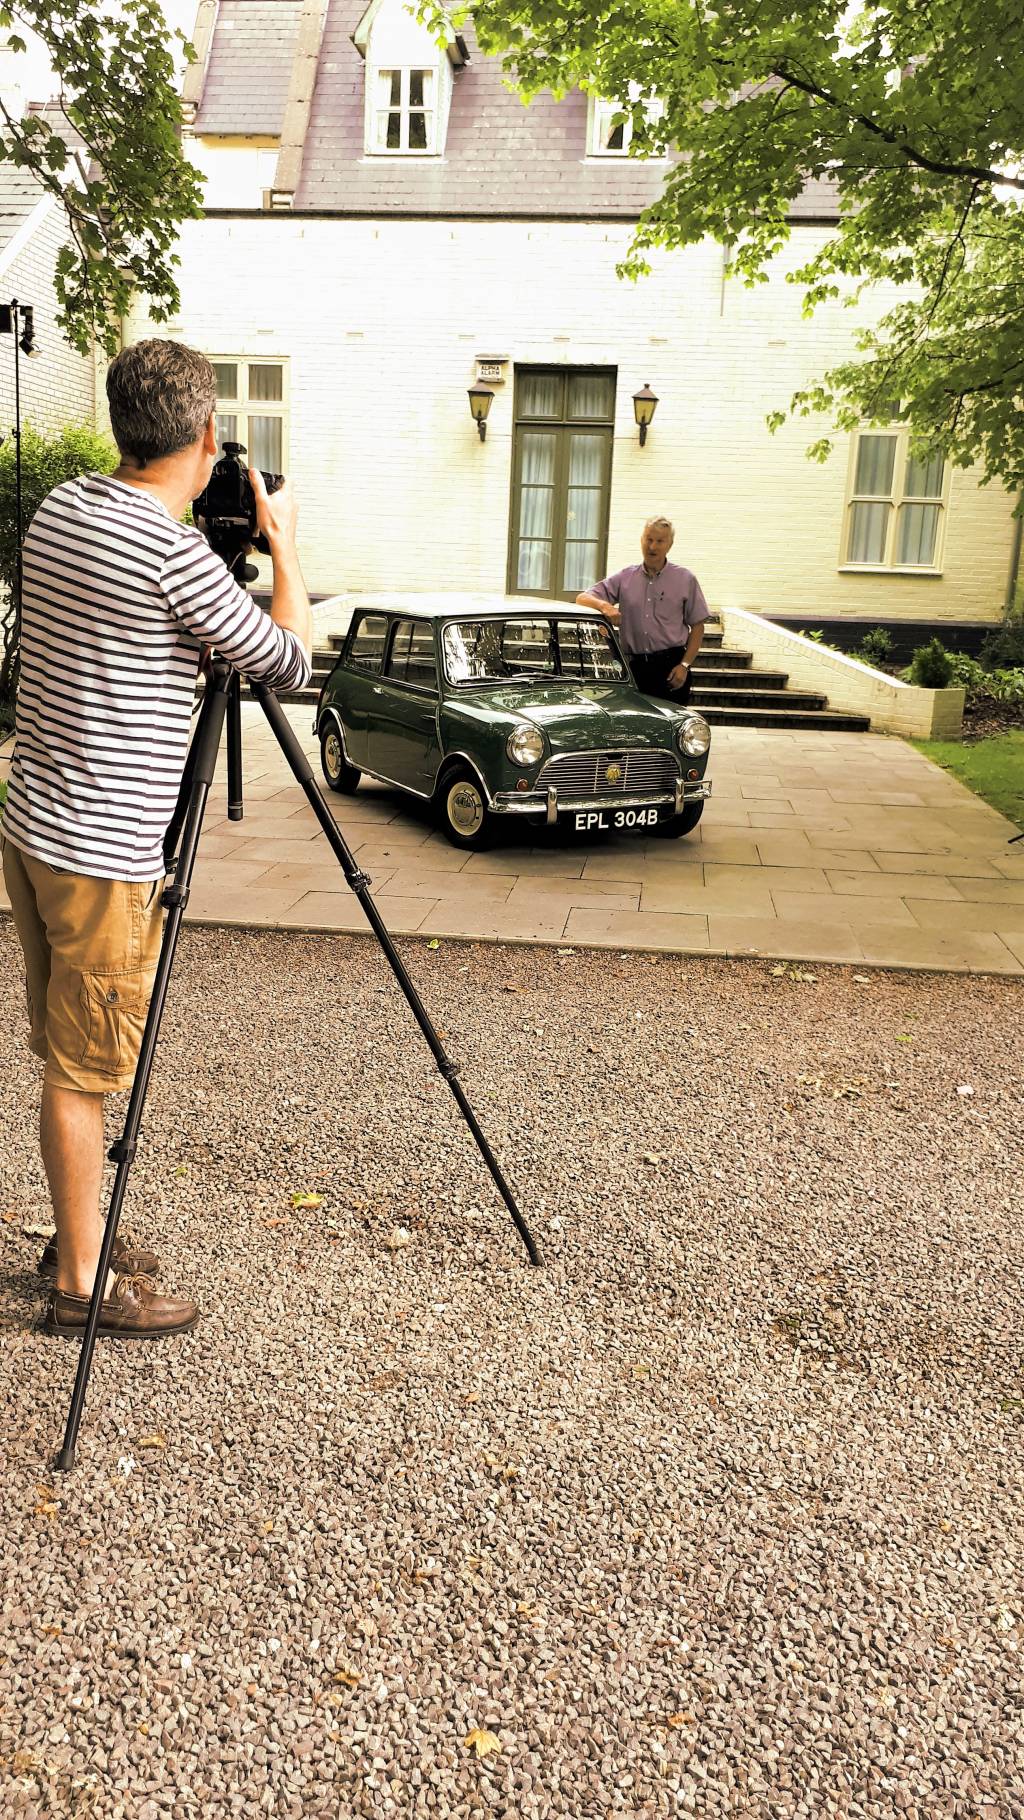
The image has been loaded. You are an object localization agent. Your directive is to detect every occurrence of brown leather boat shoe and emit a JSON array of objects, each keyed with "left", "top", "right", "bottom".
[
  {"left": 43, "top": 1273, "right": 198, "bottom": 1340},
  {"left": 37, "top": 1230, "right": 161, "bottom": 1285}
]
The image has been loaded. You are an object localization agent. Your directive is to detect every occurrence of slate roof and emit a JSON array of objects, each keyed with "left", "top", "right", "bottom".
[
  {"left": 193, "top": 0, "right": 840, "bottom": 221},
  {"left": 0, "top": 164, "right": 48, "bottom": 255},
  {"left": 194, "top": 0, "right": 304, "bottom": 135},
  {"left": 26, "top": 101, "right": 87, "bottom": 152}
]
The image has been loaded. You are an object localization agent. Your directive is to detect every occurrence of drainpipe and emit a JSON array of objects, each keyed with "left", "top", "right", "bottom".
[{"left": 1005, "top": 495, "right": 1024, "bottom": 617}]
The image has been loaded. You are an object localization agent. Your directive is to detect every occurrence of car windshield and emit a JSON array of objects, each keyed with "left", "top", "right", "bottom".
[{"left": 442, "top": 616, "right": 628, "bottom": 686}]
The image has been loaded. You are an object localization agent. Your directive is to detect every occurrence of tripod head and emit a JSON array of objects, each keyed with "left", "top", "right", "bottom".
[{"left": 192, "top": 441, "right": 285, "bottom": 565}]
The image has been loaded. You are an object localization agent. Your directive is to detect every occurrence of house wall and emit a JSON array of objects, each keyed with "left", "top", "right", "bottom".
[
  {"left": 123, "top": 214, "right": 1015, "bottom": 621},
  {"left": 0, "top": 199, "right": 96, "bottom": 436}
]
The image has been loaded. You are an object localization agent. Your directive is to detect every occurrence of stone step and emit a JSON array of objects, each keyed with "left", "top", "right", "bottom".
[
  {"left": 699, "top": 704, "right": 871, "bottom": 731},
  {"left": 692, "top": 684, "right": 827, "bottom": 712}
]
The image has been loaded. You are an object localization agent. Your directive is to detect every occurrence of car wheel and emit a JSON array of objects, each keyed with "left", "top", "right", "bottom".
[
  {"left": 320, "top": 724, "right": 361, "bottom": 794},
  {"left": 654, "top": 800, "right": 705, "bottom": 839},
  {"left": 438, "top": 766, "right": 492, "bottom": 850}
]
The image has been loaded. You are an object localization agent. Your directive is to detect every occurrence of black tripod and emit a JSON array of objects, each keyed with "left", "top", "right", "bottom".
[{"left": 56, "top": 607, "right": 541, "bottom": 1471}]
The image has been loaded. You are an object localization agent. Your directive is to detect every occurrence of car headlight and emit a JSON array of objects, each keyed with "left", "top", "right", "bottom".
[
  {"left": 506, "top": 725, "right": 545, "bottom": 768},
  {"left": 676, "top": 713, "right": 711, "bottom": 758}
]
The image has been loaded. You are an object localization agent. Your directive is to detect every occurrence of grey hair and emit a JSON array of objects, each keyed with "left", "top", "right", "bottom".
[
  {"left": 106, "top": 338, "right": 217, "bottom": 466},
  {"left": 643, "top": 515, "right": 675, "bottom": 540}
]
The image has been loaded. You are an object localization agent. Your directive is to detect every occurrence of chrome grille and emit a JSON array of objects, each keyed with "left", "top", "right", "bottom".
[{"left": 536, "top": 749, "right": 678, "bottom": 797}]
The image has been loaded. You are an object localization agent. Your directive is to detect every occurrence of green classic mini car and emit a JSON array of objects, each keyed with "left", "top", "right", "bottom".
[{"left": 313, "top": 601, "right": 712, "bottom": 850}]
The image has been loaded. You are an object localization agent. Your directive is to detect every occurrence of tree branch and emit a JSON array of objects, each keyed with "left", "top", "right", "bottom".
[{"left": 771, "top": 63, "right": 1024, "bottom": 190}]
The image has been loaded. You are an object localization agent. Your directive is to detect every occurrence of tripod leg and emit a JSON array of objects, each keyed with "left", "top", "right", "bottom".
[
  {"left": 226, "top": 672, "right": 244, "bottom": 821},
  {"left": 55, "top": 670, "right": 234, "bottom": 1471},
  {"left": 250, "top": 682, "right": 542, "bottom": 1268}
]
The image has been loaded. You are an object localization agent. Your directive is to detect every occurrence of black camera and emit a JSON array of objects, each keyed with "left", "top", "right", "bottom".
[{"left": 192, "top": 441, "right": 284, "bottom": 561}]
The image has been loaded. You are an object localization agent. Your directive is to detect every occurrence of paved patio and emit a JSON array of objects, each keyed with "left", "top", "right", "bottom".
[{"left": 7, "top": 710, "right": 1017, "bottom": 973}]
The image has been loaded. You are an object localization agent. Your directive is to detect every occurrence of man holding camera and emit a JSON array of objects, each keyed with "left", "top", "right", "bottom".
[
  {"left": 1, "top": 338, "right": 312, "bottom": 1340},
  {"left": 576, "top": 515, "right": 709, "bottom": 702}
]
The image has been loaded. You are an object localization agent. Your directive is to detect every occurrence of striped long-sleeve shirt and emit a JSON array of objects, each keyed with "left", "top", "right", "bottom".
[{"left": 1, "top": 473, "right": 311, "bottom": 881}]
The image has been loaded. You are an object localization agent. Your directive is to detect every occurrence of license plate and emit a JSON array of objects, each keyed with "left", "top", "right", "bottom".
[{"left": 572, "top": 806, "right": 663, "bottom": 832}]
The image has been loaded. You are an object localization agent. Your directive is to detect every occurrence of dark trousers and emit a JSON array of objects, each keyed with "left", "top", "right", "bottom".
[{"left": 628, "top": 644, "right": 693, "bottom": 706}]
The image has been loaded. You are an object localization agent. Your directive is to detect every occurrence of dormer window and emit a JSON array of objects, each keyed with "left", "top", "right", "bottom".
[
  {"left": 373, "top": 67, "right": 436, "bottom": 153},
  {"left": 355, "top": 0, "right": 467, "bottom": 158}
]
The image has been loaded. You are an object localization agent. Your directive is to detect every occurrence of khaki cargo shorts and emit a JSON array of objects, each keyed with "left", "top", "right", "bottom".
[{"left": 2, "top": 837, "right": 164, "bottom": 1094}]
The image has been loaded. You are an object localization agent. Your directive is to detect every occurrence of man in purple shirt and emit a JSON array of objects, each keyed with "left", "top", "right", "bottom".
[{"left": 576, "top": 515, "right": 710, "bottom": 704}]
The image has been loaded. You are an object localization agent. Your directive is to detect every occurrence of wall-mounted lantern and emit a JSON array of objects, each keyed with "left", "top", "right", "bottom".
[
  {"left": 632, "top": 382, "right": 659, "bottom": 447},
  {"left": 467, "top": 381, "right": 495, "bottom": 441}
]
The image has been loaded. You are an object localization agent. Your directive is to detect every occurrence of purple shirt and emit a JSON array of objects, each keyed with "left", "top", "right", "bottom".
[{"left": 589, "top": 560, "right": 710, "bottom": 658}]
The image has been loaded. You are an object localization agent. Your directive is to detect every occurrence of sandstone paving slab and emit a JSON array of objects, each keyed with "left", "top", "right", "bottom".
[
  {"left": 770, "top": 890, "right": 918, "bottom": 929},
  {"left": 181, "top": 884, "right": 308, "bottom": 924},
  {"left": 707, "top": 912, "right": 865, "bottom": 963},
  {"left": 952, "top": 877, "right": 1024, "bottom": 904},
  {"left": 824, "top": 868, "right": 966, "bottom": 900},
  {"left": 563, "top": 906, "right": 711, "bottom": 950},
  {"left": 752, "top": 835, "right": 884, "bottom": 871},
  {"left": 641, "top": 876, "right": 777, "bottom": 917},
  {"left": 705, "top": 862, "right": 831, "bottom": 895},
  {"left": 276, "top": 891, "right": 439, "bottom": 932},
  {"left": 855, "top": 925, "right": 1022, "bottom": 973},
  {"left": 503, "top": 876, "right": 642, "bottom": 910},
  {"left": 906, "top": 897, "right": 1024, "bottom": 935},
  {"left": 375, "top": 870, "right": 516, "bottom": 904},
  {"left": 872, "top": 850, "right": 1005, "bottom": 878},
  {"left": 463, "top": 851, "right": 587, "bottom": 879},
  {"left": 255, "top": 862, "right": 400, "bottom": 894}
]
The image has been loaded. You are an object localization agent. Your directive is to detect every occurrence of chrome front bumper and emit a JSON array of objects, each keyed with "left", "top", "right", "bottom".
[{"left": 490, "top": 778, "right": 712, "bottom": 821}]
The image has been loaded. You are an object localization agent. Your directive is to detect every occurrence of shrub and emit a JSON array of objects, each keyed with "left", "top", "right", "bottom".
[
  {"left": 905, "top": 637, "right": 954, "bottom": 689},
  {"left": 854, "top": 626, "right": 895, "bottom": 667},
  {"left": 947, "top": 652, "right": 987, "bottom": 693},
  {"left": 0, "top": 422, "right": 118, "bottom": 726},
  {"left": 978, "top": 621, "right": 1024, "bottom": 671},
  {"left": 989, "top": 667, "right": 1024, "bottom": 704}
]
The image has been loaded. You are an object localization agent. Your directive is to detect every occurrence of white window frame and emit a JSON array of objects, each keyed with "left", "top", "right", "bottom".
[
  {"left": 840, "top": 425, "right": 950, "bottom": 575},
  {"left": 211, "top": 358, "right": 289, "bottom": 473},
  {"left": 366, "top": 64, "right": 439, "bottom": 156},
  {"left": 587, "top": 86, "right": 665, "bottom": 158}
]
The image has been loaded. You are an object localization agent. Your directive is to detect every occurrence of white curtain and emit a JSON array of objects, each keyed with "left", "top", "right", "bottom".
[
  {"left": 897, "top": 503, "right": 940, "bottom": 566},
  {"left": 568, "top": 374, "right": 615, "bottom": 419},
  {"left": 562, "top": 434, "right": 605, "bottom": 592},
  {"left": 854, "top": 434, "right": 896, "bottom": 497},
  {"left": 517, "top": 432, "right": 555, "bottom": 588},
  {"left": 847, "top": 502, "right": 889, "bottom": 564}
]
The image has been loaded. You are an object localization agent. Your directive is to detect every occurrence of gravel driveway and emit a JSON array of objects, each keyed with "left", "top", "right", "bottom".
[{"left": 1, "top": 923, "right": 1022, "bottom": 1819}]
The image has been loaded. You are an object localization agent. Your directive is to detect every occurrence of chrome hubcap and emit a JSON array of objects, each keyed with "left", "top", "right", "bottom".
[
  {"left": 324, "top": 731, "right": 342, "bottom": 779},
  {"left": 449, "top": 781, "right": 484, "bottom": 837}
]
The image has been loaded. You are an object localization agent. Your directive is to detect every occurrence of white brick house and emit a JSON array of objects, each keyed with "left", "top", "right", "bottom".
[
  {"left": 0, "top": 140, "right": 97, "bottom": 440},
  {"left": 119, "top": 0, "right": 1016, "bottom": 637}
]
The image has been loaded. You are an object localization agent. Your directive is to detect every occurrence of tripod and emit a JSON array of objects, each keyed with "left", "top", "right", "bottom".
[{"left": 56, "top": 611, "right": 542, "bottom": 1471}]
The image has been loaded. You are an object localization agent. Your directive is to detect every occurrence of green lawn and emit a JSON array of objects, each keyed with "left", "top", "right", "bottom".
[{"left": 912, "top": 730, "right": 1024, "bottom": 827}]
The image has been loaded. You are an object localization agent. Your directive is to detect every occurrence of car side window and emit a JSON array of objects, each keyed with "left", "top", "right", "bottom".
[
  {"left": 349, "top": 613, "right": 388, "bottom": 673},
  {"left": 407, "top": 623, "right": 438, "bottom": 690},
  {"left": 386, "top": 621, "right": 414, "bottom": 679},
  {"left": 386, "top": 619, "right": 437, "bottom": 691}
]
